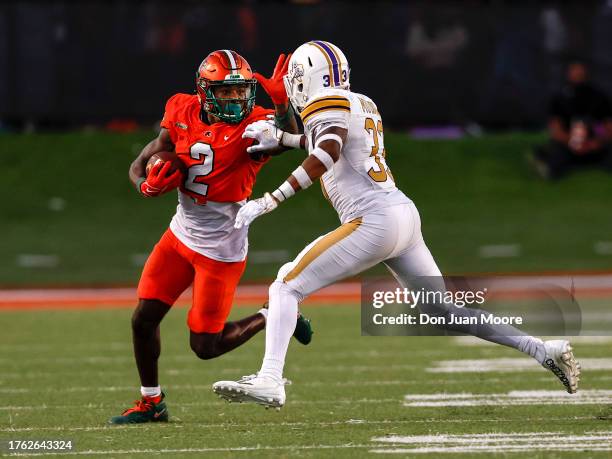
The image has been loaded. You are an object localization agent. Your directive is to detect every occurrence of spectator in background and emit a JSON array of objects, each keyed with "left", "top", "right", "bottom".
[
  {"left": 405, "top": 7, "right": 468, "bottom": 69},
  {"left": 532, "top": 61, "right": 612, "bottom": 179}
]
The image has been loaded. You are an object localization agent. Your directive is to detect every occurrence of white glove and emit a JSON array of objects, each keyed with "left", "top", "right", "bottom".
[
  {"left": 242, "top": 120, "right": 281, "bottom": 154},
  {"left": 235, "top": 192, "right": 278, "bottom": 229}
]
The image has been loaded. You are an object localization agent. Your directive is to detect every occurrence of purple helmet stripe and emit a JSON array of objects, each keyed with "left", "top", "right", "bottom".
[{"left": 314, "top": 40, "right": 340, "bottom": 86}]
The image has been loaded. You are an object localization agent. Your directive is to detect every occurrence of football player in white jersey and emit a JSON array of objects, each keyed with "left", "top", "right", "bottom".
[{"left": 212, "top": 41, "right": 581, "bottom": 407}]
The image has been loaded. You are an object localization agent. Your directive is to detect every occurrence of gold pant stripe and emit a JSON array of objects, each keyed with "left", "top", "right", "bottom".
[{"left": 283, "top": 217, "right": 363, "bottom": 282}]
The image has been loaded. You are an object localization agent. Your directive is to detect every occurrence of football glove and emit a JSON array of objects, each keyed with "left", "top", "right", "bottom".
[
  {"left": 139, "top": 161, "right": 182, "bottom": 197},
  {"left": 254, "top": 53, "right": 291, "bottom": 105},
  {"left": 234, "top": 192, "right": 278, "bottom": 229},
  {"left": 242, "top": 120, "right": 282, "bottom": 155}
]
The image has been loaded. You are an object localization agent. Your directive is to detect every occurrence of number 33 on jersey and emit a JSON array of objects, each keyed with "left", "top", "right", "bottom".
[{"left": 160, "top": 93, "right": 273, "bottom": 205}]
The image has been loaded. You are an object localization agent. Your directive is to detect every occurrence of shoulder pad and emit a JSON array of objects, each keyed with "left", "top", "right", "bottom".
[{"left": 300, "top": 90, "right": 351, "bottom": 124}]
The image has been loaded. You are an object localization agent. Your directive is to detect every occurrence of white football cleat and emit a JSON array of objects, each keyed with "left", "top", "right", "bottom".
[
  {"left": 542, "top": 340, "right": 581, "bottom": 394},
  {"left": 212, "top": 374, "right": 287, "bottom": 408}
]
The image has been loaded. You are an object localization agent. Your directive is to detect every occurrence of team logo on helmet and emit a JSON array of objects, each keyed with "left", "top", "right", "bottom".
[{"left": 290, "top": 62, "right": 305, "bottom": 82}]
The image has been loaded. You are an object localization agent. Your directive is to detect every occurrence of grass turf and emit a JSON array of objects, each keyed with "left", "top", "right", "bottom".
[
  {"left": 1, "top": 131, "right": 612, "bottom": 286},
  {"left": 1, "top": 304, "right": 611, "bottom": 457}
]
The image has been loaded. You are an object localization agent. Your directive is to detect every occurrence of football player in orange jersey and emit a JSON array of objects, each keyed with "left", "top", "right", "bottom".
[{"left": 110, "top": 50, "right": 312, "bottom": 424}]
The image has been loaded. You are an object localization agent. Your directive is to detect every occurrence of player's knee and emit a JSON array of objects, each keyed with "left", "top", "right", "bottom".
[
  {"left": 269, "top": 280, "right": 284, "bottom": 298},
  {"left": 191, "top": 345, "right": 221, "bottom": 360},
  {"left": 131, "top": 308, "right": 156, "bottom": 336},
  {"left": 131, "top": 300, "right": 169, "bottom": 336},
  {"left": 269, "top": 280, "right": 302, "bottom": 303},
  {"left": 275, "top": 262, "right": 294, "bottom": 282},
  {"left": 190, "top": 335, "right": 221, "bottom": 360},
  {"left": 191, "top": 343, "right": 220, "bottom": 360}
]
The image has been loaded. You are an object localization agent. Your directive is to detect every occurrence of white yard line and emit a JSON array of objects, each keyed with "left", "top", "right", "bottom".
[
  {"left": 478, "top": 244, "right": 521, "bottom": 258},
  {"left": 427, "top": 357, "right": 612, "bottom": 373},
  {"left": 403, "top": 390, "right": 612, "bottom": 407},
  {"left": 594, "top": 241, "right": 612, "bottom": 255},
  {"left": 453, "top": 335, "right": 612, "bottom": 346},
  {"left": 15, "top": 254, "right": 59, "bottom": 268},
  {"left": 248, "top": 250, "right": 290, "bottom": 264},
  {"left": 371, "top": 445, "right": 612, "bottom": 454},
  {"left": 371, "top": 431, "right": 612, "bottom": 454},
  {"left": 129, "top": 253, "right": 148, "bottom": 267}
]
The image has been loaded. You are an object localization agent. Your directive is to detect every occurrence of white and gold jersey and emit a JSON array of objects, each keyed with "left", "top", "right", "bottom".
[{"left": 301, "top": 88, "right": 410, "bottom": 224}]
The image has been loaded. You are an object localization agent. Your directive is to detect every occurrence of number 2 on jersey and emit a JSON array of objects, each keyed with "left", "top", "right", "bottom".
[
  {"left": 186, "top": 142, "right": 214, "bottom": 197},
  {"left": 364, "top": 117, "right": 388, "bottom": 182}
]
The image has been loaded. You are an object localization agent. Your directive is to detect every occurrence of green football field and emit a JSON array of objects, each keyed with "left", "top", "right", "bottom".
[
  {"left": 1, "top": 305, "right": 611, "bottom": 457},
  {"left": 2, "top": 130, "right": 612, "bottom": 286}
]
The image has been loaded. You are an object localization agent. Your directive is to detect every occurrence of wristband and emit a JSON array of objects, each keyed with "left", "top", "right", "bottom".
[
  {"left": 136, "top": 177, "right": 146, "bottom": 195},
  {"left": 291, "top": 165, "right": 313, "bottom": 189},
  {"left": 272, "top": 181, "right": 296, "bottom": 202},
  {"left": 274, "top": 104, "right": 294, "bottom": 127},
  {"left": 279, "top": 132, "right": 302, "bottom": 149},
  {"left": 315, "top": 133, "right": 344, "bottom": 150},
  {"left": 310, "top": 147, "right": 335, "bottom": 171}
]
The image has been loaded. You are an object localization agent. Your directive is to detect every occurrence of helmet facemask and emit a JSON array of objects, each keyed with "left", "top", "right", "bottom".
[
  {"left": 284, "top": 62, "right": 309, "bottom": 113},
  {"left": 198, "top": 79, "right": 257, "bottom": 124}
]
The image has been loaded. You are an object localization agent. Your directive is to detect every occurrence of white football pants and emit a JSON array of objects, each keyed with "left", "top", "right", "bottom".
[{"left": 258, "top": 202, "right": 541, "bottom": 381}]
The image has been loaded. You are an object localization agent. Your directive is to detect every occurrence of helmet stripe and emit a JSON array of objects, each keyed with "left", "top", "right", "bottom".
[
  {"left": 313, "top": 40, "right": 340, "bottom": 86},
  {"left": 322, "top": 41, "right": 344, "bottom": 85},
  {"left": 222, "top": 49, "right": 237, "bottom": 74},
  {"left": 309, "top": 41, "right": 336, "bottom": 87}
]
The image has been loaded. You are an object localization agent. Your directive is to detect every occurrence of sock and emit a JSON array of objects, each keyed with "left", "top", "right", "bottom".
[
  {"left": 259, "top": 281, "right": 298, "bottom": 382},
  {"left": 517, "top": 336, "right": 546, "bottom": 363},
  {"left": 258, "top": 307, "right": 268, "bottom": 321},
  {"left": 141, "top": 385, "right": 161, "bottom": 398}
]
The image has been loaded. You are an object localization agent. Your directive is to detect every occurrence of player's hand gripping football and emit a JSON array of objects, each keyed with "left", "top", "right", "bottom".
[
  {"left": 242, "top": 119, "right": 283, "bottom": 155},
  {"left": 254, "top": 53, "right": 291, "bottom": 105},
  {"left": 234, "top": 193, "right": 278, "bottom": 229},
  {"left": 139, "top": 161, "right": 182, "bottom": 197}
]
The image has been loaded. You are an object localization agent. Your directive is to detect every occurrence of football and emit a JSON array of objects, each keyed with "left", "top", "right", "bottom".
[{"left": 146, "top": 150, "right": 184, "bottom": 176}]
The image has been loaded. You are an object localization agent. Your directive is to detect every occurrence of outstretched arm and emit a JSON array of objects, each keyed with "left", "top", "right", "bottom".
[
  {"left": 243, "top": 120, "right": 307, "bottom": 157},
  {"left": 255, "top": 53, "right": 299, "bottom": 135},
  {"left": 235, "top": 126, "right": 347, "bottom": 228},
  {"left": 277, "top": 126, "right": 345, "bottom": 194}
]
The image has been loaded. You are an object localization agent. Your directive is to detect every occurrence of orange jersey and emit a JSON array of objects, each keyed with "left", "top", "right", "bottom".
[{"left": 160, "top": 93, "right": 273, "bottom": 204}]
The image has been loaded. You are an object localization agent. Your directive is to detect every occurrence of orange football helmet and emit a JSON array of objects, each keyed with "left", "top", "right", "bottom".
[{"left": 196, "top": 50, "right": 257, "bottom": 123}]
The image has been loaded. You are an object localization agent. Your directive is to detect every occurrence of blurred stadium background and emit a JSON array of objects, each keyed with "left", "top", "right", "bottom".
[
  {"left": 1, "top": 1, "right": 612, "bottom": 456},
  {"left": 2, "top": 0, "right": 612, "bottom": 286}
]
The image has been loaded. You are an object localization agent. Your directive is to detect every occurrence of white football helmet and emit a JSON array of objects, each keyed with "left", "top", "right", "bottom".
[{"left": 283, "top": 41, "right": 350, "bottom": 113}]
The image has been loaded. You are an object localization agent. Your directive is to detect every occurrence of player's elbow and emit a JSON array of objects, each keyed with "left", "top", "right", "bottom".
[{"left": 317, "top": 140, "right": 341, "bottom": 162}]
